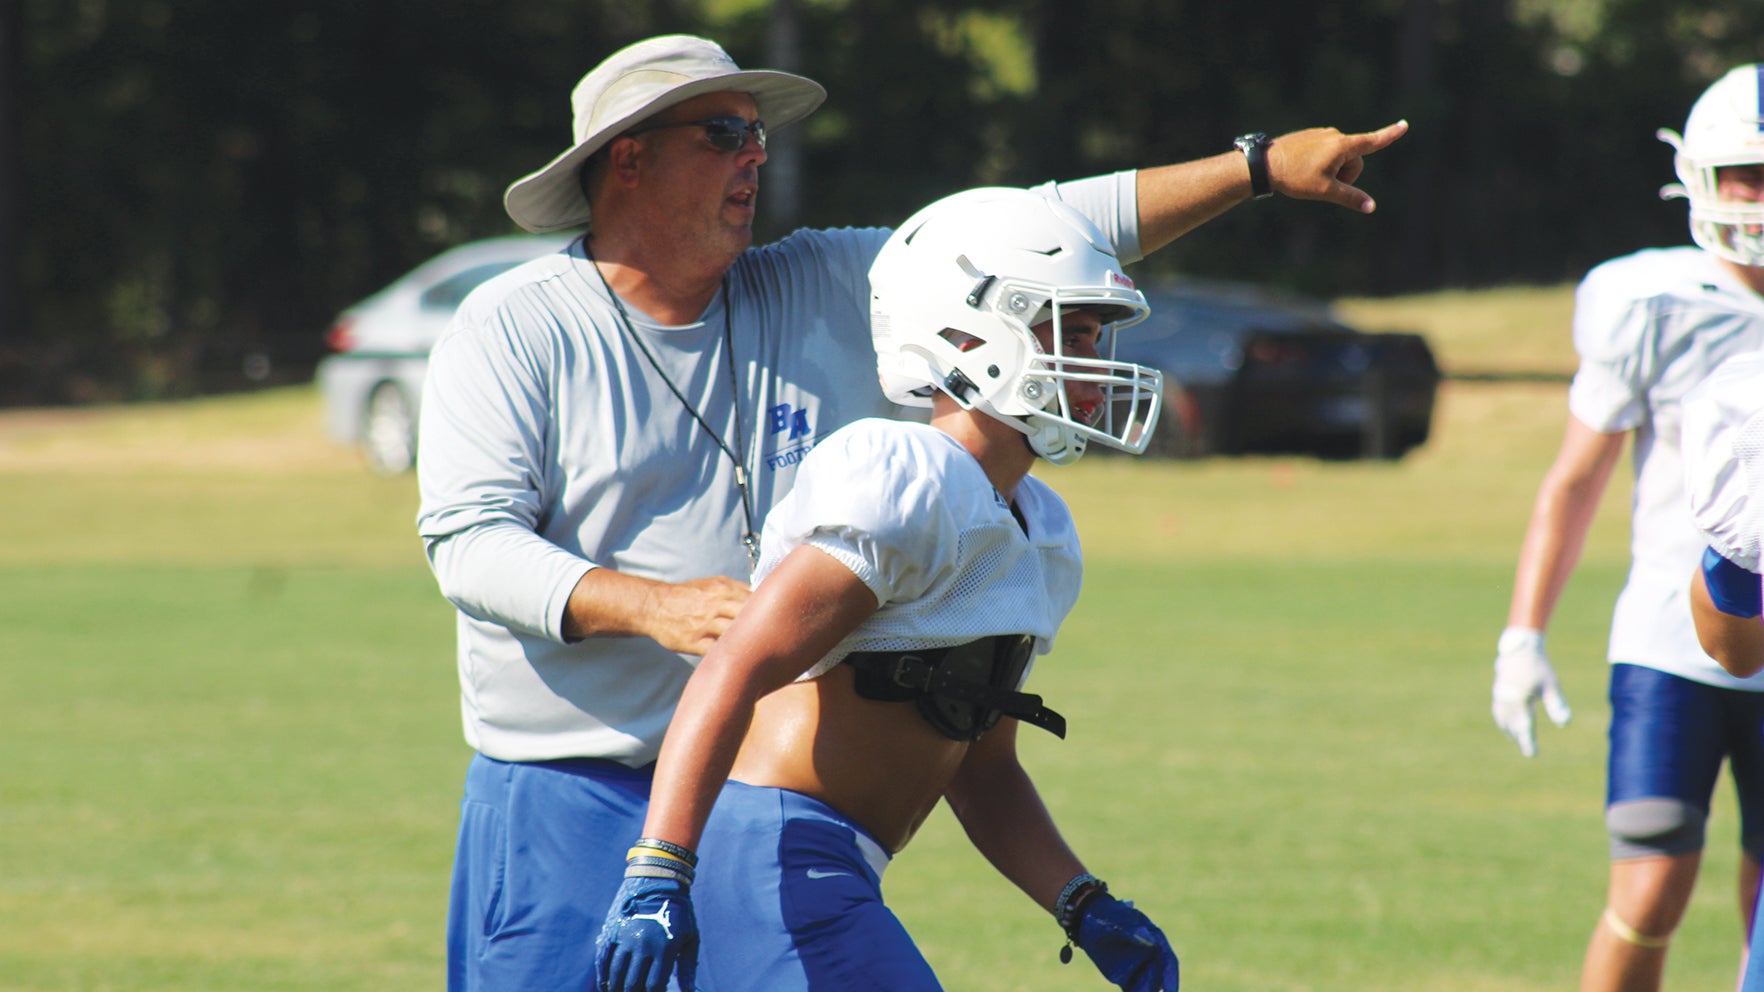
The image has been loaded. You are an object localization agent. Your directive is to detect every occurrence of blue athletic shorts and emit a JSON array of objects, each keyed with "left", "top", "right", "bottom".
[
  {"left": 1606, "top": 663, "right": 1764, "bottom": 860},
  {"left": 691, "top": 782, "right": 942, "bottom": 992},
  {"left": 447, "top": 753, "right": 653, "bottom": 992}
]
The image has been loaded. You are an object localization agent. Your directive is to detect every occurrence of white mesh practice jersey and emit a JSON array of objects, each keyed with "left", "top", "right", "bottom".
[
  {"left": 752, "top": 419, "right": 1082, "bottom": 683},
  {"left": 1567, "top": 246, "right": 1764, "bottom": 688}
]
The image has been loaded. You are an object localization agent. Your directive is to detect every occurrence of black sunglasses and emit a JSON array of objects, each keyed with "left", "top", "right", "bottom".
[{"left": 625, "top": 115, "right": 767, "bottom": 153}]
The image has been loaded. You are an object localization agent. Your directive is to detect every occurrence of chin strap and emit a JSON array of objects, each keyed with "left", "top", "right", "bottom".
[{"left": 1027, "top": 416, "right": 1084, "bottom": 466}]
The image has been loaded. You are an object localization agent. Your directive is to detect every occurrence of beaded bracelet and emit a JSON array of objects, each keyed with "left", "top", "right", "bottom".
[
  {"left": 1055, "top": 873, "right": 1106, "bottom": 934},
  {"left": 1054, "top": 872, "right": 1110, "bottom": 961}
]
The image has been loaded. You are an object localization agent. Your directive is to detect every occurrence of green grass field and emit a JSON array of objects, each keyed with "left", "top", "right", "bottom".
[{"left": 0, "top": 284, "right": 1751, "bottom": 990}]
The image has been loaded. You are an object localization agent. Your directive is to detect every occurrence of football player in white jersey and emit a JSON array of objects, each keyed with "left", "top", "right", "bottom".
[
  {"left": 1683, "top": 353, "right": 1764, "bottom": 682},
  {"left": 1491, "top": 65, "right": 1764, "bottom": 992},
  {"left": 1681, "top": 353, "right": 1764, "bottom": 990},
  {"left": 594, "top": 188, "right": 1178, "bottom": 992}
]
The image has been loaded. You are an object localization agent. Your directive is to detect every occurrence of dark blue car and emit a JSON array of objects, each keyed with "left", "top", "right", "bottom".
[{"left": 1112, "top": 280, "right": 1441, "bottom": 460}]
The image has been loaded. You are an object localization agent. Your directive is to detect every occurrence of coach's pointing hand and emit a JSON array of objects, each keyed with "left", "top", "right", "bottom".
[{"left": 1268, "top": 120, "right": 1410, "bottom": 213}]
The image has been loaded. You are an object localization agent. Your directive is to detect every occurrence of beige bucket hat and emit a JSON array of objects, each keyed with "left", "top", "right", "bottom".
[{"left": 503, "top": 34, "right": 827, "bottom": 233}]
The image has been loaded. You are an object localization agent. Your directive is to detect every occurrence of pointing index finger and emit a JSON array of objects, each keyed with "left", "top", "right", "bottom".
[{"left": 1354, "top": 119, "right": 1410, "bottom": 154}]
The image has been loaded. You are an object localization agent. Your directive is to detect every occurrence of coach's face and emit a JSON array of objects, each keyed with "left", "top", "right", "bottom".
[{"left": 629, "top": 91, "right": 768, "bottom": 261}]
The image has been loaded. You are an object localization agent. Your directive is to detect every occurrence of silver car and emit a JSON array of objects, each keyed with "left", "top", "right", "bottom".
[{"left": 316, "top": 234, "right": 575, "bottom": 474}]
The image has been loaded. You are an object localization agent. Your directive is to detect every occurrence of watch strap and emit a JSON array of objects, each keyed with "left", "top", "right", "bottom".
[{"left": 1234, "top": 132, "right": 1273, "bottom": 199}]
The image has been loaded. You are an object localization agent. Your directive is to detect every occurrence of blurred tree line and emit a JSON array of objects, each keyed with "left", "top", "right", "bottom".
[{"left": 2, "top": 0, "right": 1762, "bottom": 404}]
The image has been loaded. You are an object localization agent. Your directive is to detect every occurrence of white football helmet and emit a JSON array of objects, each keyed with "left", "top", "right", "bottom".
[
  {"left": 869, "top": 188, "right": 1162, "bottom": 465},
  {"left": 1658, "top": 64, "right": 1764, "bottom": 266}
]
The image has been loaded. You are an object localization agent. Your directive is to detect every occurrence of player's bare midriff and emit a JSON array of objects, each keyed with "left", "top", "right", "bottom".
[{"left": 727, "top": 663, "right": 972, "bottom": 853}]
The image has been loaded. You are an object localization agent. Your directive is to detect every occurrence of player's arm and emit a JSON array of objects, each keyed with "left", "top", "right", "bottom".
[
  {"left": 642, "top": 545, "right": 878, "bottom": 848},
  {"left": 1507, "top": 415, "right": 1628, "bottom": 632},
  {"left": 596, "top": 545, "right": 877, "bottom": 992},
  {"left": 1689, "top": 550, "right": 1764, "bottom": 678},
  {"left": 1490, "top": 415, "right": 1626, "bottom": 756},
  {"left": 945, "top": 720, "right": 1179, "bottom": 992},
  {"left": 945, "top": 718, "right": 1084, "bottom": 908},
  {"left": 1133, "top": 120, "right": 1409, "bottom": 254}
]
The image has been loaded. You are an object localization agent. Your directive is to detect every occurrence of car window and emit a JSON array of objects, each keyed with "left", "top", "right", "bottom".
[{"left": 420, "top": 261, "right": 527, "bottom": 311}]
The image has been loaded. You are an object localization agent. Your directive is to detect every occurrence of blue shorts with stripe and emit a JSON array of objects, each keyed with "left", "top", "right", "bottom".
[
  {"left": 692, "top": 781, "right": 942, "bottom": 992},
  {"left": 1606, "top": 663, "right": 1764, "bottom": 860}
]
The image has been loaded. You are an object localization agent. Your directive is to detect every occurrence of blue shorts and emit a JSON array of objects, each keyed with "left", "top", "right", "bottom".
[
  {"left": 447, "top": 753, "right": 652, "bottom": 992},
  {"left": 692, "top": 782, "right": 941, "bottom": 992},
  {"left": 1606, "top": 663, "right": 1764, "bottom": 860}
]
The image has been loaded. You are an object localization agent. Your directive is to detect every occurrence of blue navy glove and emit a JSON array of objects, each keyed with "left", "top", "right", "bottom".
[
  {"left": 1703, "top": 546, "right": 1763, "bottom": 619},
  {"left": 595, "top": 873, "right": 698, "bottom": 992},
  {"left": 1071, "top": 890, "right": 1180, "bottom": 992}
]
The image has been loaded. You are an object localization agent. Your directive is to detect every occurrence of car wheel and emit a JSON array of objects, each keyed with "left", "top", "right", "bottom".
[{"left": 362, "top": 382, "right": 417, "bottom": 475}]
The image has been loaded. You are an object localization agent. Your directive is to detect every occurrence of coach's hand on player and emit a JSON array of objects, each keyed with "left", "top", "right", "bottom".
[
  {"left": 595, "top": 871, "right": 698, "bottom": 992},
  {"left": 642, "top": 575, "right": 752, "bottom": 656},
  {"left": 1076, "top": 893, "right": 1181, "bottom": 992},
  {"left": 564, "top": 569, "right": 750, "bottom": 657},
  {"left": 1491, "top": 626, "right": 1573, "bottom": 757}
]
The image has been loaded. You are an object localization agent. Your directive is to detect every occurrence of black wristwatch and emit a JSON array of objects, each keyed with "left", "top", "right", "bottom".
[{"left": 1234, "top": 132, "right": 1274, "bottom": 200}]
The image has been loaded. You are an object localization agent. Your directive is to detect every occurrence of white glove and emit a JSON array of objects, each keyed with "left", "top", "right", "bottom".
[{"left": 1491, "top": 627, "right": 1572, "bottom": 757}]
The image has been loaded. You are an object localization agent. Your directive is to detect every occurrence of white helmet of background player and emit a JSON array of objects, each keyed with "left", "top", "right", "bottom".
[
  {"left": 1658, "top": 64, "right": 1764, "bottom": 266},
  {"left": 868, "top": 188, "right": 1163, "bottom": 465}
]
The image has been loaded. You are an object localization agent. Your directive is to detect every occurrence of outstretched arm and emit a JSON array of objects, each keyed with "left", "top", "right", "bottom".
[{"left": 1134, "top": 120, "right": 1410, "bottom": 254}]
